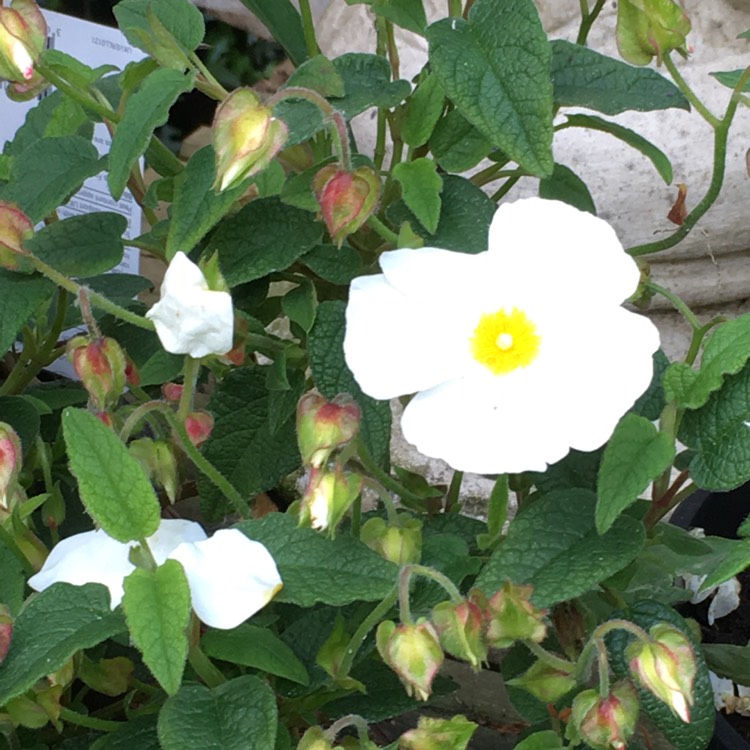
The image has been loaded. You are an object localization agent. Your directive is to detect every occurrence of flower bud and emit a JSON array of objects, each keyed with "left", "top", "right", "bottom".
[
  {"left": 0, "top": 609, "right": 12, "bottom": 663},
  {"left": 296, "top": 392, "right": 361, "bottom": 469},
  {"left": 627, "top": 623, "right": 696, "bottom": 722},
  {"left": 0, "top": 201, "right": 33, "bottom": 271},
  {"left": 399, "top": 714, "right": 478, "bottom": 750},
  {"left": 360, "top": 514, "right": 422, "bottom": 565},
  {"left": 313, "top": 165, "right": 381, "bottom": 247},
  {"left": 484, "top": 580, "right": 547, "bottom": 648},
  {"left": 297, "top": 726, "right": 340, "bottom": 750},
  {"left": 162, "top": 382, "right": 184, "bottom": 402},
  {"left": 616, "top": 0, "right": 691, "bottom": 66},
  {"left": 0, "top": 422, "right": 22, "bottom": 510},
  {"left": 0, "top": 1, "right": 45, "bottom": 84},
  {"left": 566, "top": 681, "right": 640, "bottom": 750},
  {"left": 66, "top": 336, "right": 128, "bottom": 411},
  {"left": 301, "top": 465, "right": 363, "bottom": 533},
  {"left": 376, "top": 619, "right": 444, "bottom": 701},
  {"left": 128, "top": 438, "right": 179, "bottom": 503},
  {"left": 213, "top": 88, "right": 288, "bottom": 192},
  {"left": 184, "top": 411, "right": 214, "bottom": 447},
  {"left": 509, "top": 657, "right": 577, "bottom": 703},
  {"left": 431, "top": 598, "right": 487, "bottom": 670}
]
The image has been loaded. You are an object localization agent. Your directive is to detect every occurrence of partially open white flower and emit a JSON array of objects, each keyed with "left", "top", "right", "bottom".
[
  {"left": 344, "top": 198, "right": 660, "bottom": 474},
  {"left": 28, "top": 519, "right": 282, "bottom": 630},
  {"left": 684, "top": 572, "right": 741, "bottom": 626},
  {"left": 146, "top": 252, "right": 234, "bottom": 358}
]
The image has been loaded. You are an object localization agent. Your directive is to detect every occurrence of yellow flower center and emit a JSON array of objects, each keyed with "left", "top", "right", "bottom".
[{"left": 470, "top": 307, "right": 541, "bottom": 375}]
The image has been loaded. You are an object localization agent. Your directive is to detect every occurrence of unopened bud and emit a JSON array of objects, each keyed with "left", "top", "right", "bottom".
[
  {"left": 0, "top": 422, "right": 22, "bottom": 510},
  {"left": 399, "top": 714, "right": 478, "bottom": 750},
  {"left": 66, "top": 336, "right": 128, "bottom": 411},
  {"left": 431, "top": 597, "right": 487, "bottom": 670},
  {"left": 616, "top": 0, "right": 691, "bottom": 66},
  {"left": 313, "top": 165, "right": 381, "bottom": 247},
  {"left": 566, "top": 681, "right": 640, "bottom": 750},
  {"left": 297, "top": 392, "right": 361, "bottom": 468},
  {"left": 129, "top": 438, "right": 178, "bottom": 503},
  {"left": 0, "top": 609, "right": 12, "bottom": 663},
  {"left": 509, "top": 657, "right": 577, "bottom": 703},
  {"left": 484, "top": 580, "right": 547, "bottom": 647},
  {"left": 297, "top": 726, "right": 340, "bottom": 750},
  {"left": 184, "top": 411, "right": 214, "bottom": 447},
  {"left": 361, "top": 514, "right": 422, "bottom": 565},
  {"left": 376, "top": 619, "right": 444, "bottom": 701},
  {"left": 0, "top": 201, "right": 33, "bottom": 271},
  {"left": 213, "top": 88, "right": 287, "bottom": 191},
  {"left": 301, "top": 465, "right": 362, "bottom": 533},
  {"left": 627, "top": 623, "right": 696, "bottom": 722},
  {"left": 0, "top": 1, "right": 45, "bottom": 83},
  {"left": 162, "top": 382, "right": 184, "bottom": 402}
]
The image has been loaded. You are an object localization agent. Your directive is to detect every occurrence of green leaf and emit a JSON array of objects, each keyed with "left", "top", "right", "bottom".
[
  {"left": 704, "top": 643, "right": 750, "bottom": 686},
  {"left": 1, "top": 136, "right": 102, "bottom": 223},
  {"left": 475, "top": 489, "right": 645, "bottom": 607},
  {"left": 25, "top": 213, "right": 126, "bottom": 278},
  {"left": 308, "top": 301, "right": 391, "bottom": 465},
  {"left": 515, "top": 732, "right": 563, "bottom": 750},
  {"left": 284, "top": 55, "right": 344, "bottom": 97},
  {"left": 607, "top": 600, "right": 714, "bottom": 750},
  {"left": 91, "top": 715, "right": 159, "bottom": 750},
  {"left": 281, "top": 279, "right": 317, "bottom": 333},
  {"left": 633, "top": 349, "right": 670, "bottom": 421},
  {"left": 122, "top": 560, "right": 190, "bottom": 696},
  {"left": 84, "top": 273, "right": 152, "bottom": 306},
  {"left": 596, "top": 414, "right": 675, "bottom": 534},
  {"left": 237, "top": 514, "right": 399, "bottom": 606},
  {"left": 198, "top": 368, "right": 303, "bottom": 521},
  {"left": 530, "top": 448, "right": 602, "bottom": 495},
  {"left": 710, "top": 69, "right": 750, "bottom": 92},
  {"left": 699, "top": 536, "right": 750, "bottom": 592},
  {"left": 158, "top": 675, "right": 277, "bottom": 750},
  {"left": 108, "top": 69, "right": 196, "bottom": 200},
  {"left": 562, "top": 113, "right": 673, "bottom": 184},
  {"left": 62, "top": 408, "right": 161, "bottom": 542},
  {"left": 272, "top": 98, "right": 324, "bottom": 147},
  {"left": 0, "top": 395, "right": 41, "bottom": 450},
  {"left": 680, "top": 361, "right": 750, "bottom": 490},
  {"left": 664, "top": 314, "right": 750, "bottom": 409},
  {"left": 0, "top": 541, "right": 24, "bottom": 615},
  {"left": 210, "top": 198, "right": 322, "bottom": 287},
  {"left": 302, "top": 244, "right": 363, "bottom": 285},
  {"left": 551, "top": 40, "right": 689, "bottom": 114},
  {"left": 387, "top": 174, "right": 495, "bottom": 254},
  {"left": 539, "top": 163, "right": 596, "bottom": 214},
  {"left": 0, "top": 272, "right": 52, "bottom": 355},
  {"left": 236, "top": 0, "right": 307, "bottom": 66},
  {"left": 331, "top": 53, "right": 411, "bottom": 119},
  {"left": 201, "top": 624, "right": 309, "bottom": 684},
  {"left": 429, "top": 110, "right": 492, "bottom": 172},
  {"left": 392, "top": 158, "right": 443, "bottom": 234},
  {"left": 427, "top": 0, "right": 553, "bottom": 177},
  {"left": 402, "top": 73, "right": 444, "bottom": 148},
  {"left": 166, "top": 146, "right": 246, "bottom": 259},
  {"left": 371, "top": 0, "right": 428, "bottom": 34},
  {"left": 0, "top": 583, "right": 125, "bottom": 706}
]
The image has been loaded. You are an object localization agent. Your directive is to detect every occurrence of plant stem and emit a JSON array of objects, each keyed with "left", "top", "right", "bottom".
[
  {"left": 188, "top": 643, "right": 226, "bottom": 688},
  {"left": 385, "top": 21, "right": 400, "bottom": 80},
  {"left": 448, "top": 0, "right": 462, "bottom": 16},
  {"left": 404, "top": 564, "right": 464, "bottom": 603},
  {"left": 298, "top": 0, "right": 320, "bottom": 58},
  {"left": 524, "top": 640, "right": 576, "bottom": 672},
  {"left": 354, "top": 440, "right": 425, "bottom": 506},
  {"left": 325, "top": 715, "right": 371, "bottom": 745},
  {"left": 364, "top": 478, "right": 400, "bottom": 525},
  {"left": 189, "top": 51, "right": 229, "bottom": 99},
  {"left": 366, "top": 215, "right": 399, "bottom": 245},
  {"left": 575, "top": 0, "right": 605, "bottom": 46},
  {"left": 58, "top": 707, "right": 122, "bottom": 732},
  {"left": 663, "top": 54, "right": 719, "bottom": 128},
  {"left": 491, "top": 174, "right": 521, "bottom": 203},
  {"left": 119, "top": 400, "right": 169, "bottom": 443},
  {"left": 178, "top": 355, "right": 200, "bottom": 420},
  {"left": 445, "top": 470, "right": 463, "bottom": 512},
  {"left": 645, "top": 282, "right": 701, "bottom": 331}
]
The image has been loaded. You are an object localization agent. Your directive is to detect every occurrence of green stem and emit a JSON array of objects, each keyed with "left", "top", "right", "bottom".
[
  {"left": 645, "top": 476, "right": 696, "bottom": 528},
  {"left": 575, "top": 0, "right": 605, "bottom": 46},
  {"left": 189, "top": 51, "right": 229, "bottom": 99},
  {"left": 445, "top": 470, "right": 463, "bottom": 512},
  {"left": 663, "top": 54, "right": 719, "bottom": 127},
  {"left": 366, "top": 215, "right": 399, "bottom": 245},
  {"left": 595, "top": 637, "right": 611, "bottom": 697},
  {"left": 58, "top": 706, "right": 122, "bottom": 732},
  {"left": 178, "top": 356, "right": 200, "bottom": 421},
  {"left": 448, "top": 0, "right": 462, "bottom": 16},
  {"left": 354, "top": 440, "right": 425, "bottom": 506},
  {"left": 325, "top": 715, "right": 371, "bottom": 745},
  {"left": 338, "top": 587, "right": 398, "bottom": 678},
  {"left": 524, "top": 640, "right": 576, "bottom": 673},
  {"left": 385, "top": 21, "right": 400, "bottom": 80},
  {"left": 484, "top": 474, "right": 509, "bottom": 540},
  {"left": 405, "top": 564, "right": 463, "bottom": 603},
  {"left": 645, "top": 281, "right": 701, "bottom": 331},
  {"left": 398, "top": 565, "right": 414, "bottom": 624},
  {"left": 188, "top": 643, "right": 226, "bottom": 688},
  {"left": 298, "top": 0, "right": 320, "bottom": 58},
  {"left": 491, "top": 174, "right": 521, "bottom": 203},
  {"left": 119, "top": 400, "right": 169, "bottom": 443},
  {"left": 364, "top": 478, "right": 400, "bottom": 525}
]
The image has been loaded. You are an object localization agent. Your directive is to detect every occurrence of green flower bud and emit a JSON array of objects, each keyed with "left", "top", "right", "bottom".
[
  {"left": 300, "top": 465, "right": 363, "bottom": 533},
  {"left": 360, "top": 514, "right": 422, "bottom": 565},
  {"left": 484, "top": 580, "right": 547, "bottom": 648},
  {"left": 0, "top": 0, "right": 45, "bottom": 83},
  {"left": 399, "top": 714, "right": 478, "bottom": 750},
  {"left": 297, "top": 726, "right": 340, "bottom": 750},
  {"left": 128, "top": 438, "right": 179, "bottom": 503},
  {"left": 509, "top": 657, "right": 577, "bottom": 703},
  {"left": 0, "top": 422, "right": 22, "bottom": 511},
  {"left": 66, "top": 336, "right": 128, "bottom": 412},
  {"left": 296, "top": 392, "right": 361, "bottom": 469},
  {"left": 616, "top": 0, "right": 691, "bottom": 66},
  {"left": 431, "top": 597, "right": 488, "bottom": 670},
  {"left": 0, "top": 201, "right": 33, "bottom": 271},
  {"left": 566, "top": 681, "right": 640, "bottom": 750}
]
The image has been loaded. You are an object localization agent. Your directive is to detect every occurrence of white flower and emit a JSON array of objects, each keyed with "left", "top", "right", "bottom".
[
  {"left": 146, "top": 252, "right": 234, "bottom": 358},
  {"left": 344, "top": 198, "right": 660, "bottom": 474},
  {"left": 28, "top": 519, "right": 282, "bottom": 630},
  {"left": 684, "top": 572, "right": 741, "bottom": 626}
]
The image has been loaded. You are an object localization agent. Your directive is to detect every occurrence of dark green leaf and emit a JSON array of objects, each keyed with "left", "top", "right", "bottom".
[
  {"left": 0, "top": 541, "right": 24, "bottom": 615},
  {"left": 302, "top": 244, "right": 363, "bottom": 285},
  {"left": 710, "top": 69, "right": 750, "bottom": 92},
  {"left": 402, "top": 72, "right": 444, "bottom": 147},
  {"left": 281, "top": 279, "right": 317, "bottom": 333},
  {"left": 0, "top": 395, "right": 41, "bottom": 450},
  {"left": 0, "top": 272, "right": 54, "bottom": 355},
  {"left": 633, "top": 350, "right": 669, "bottom": 421},
  {"left": 236, "top": 0, "right": 307, "bottom": 66},
  {"left": 429, "top": 110, "right": 492, "bottom": 172},
  {"left": 539, "top": 163, "right": 595, "bottom": 214},
  {"left": 704, "top": 643, "right": 750, "bottom": 686},
  {"left": 84, "top": 274, "right": 153, "bottom": 306},
  {"left": 90, "top": 715, "right": 159, "bottom": 750},
  {"left": 284, "top": 55, "right": 344, "bottom": 97},
  {"left": 700, "top": 537, "right": 750, "bottom": 592},
  {"left": 371, "top": 0, "right": 428, "bottom": 35}
]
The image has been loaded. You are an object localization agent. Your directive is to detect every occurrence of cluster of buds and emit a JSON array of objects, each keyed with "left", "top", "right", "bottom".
[
  {"left": 66, "top": 335, "right": 128, "bottom": 414},
  {"left": 616, "top": 0, "right": 691, "bottom": 66},
  {"left": 0, "top": 0, "right": 47, "bottom": 99},
  {"left": 213, "top": 88, "right": 288, "bottom": 192},
  {"left": 567, "top": 681, "right": 640, "bottom": 750},
  {"left": 313, "top": 164, "right": 381, "bottom": 247},
  {"left": 0, "top": 201, "right": 33, "bottom": 271}
]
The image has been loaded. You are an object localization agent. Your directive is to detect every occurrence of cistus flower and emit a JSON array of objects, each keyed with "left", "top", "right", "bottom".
[
  {"left": 146, "top": 252, "right": 234, "bottom": 358},
  {"left": 376, "top": 619, "right": 444, "bottom": 701},
  {"left": 344, "top": 198, "right": 660, "bottom": 474},
  {"left": 28, "top": 519, "right": 282, "bottom": 630},
  {"left": 0, "top": 422, "right": 21, "bottom": 510},
  {"left": 399, "top": 714, "right": 478, "bottom": 750},
  {"left": 66, "top": 336, "right": 128, "bottom": 412},
  {"left": 484, "top": 580, "right": 548, "bottom": 648},
  {"left": 313, "top": 165, "right": 381, "bottom": 247},
  {"left": 0, "top": 201, "right": 33, "bottom": 271},
  {"left": 0, "top": 0, "right": 45, "bottom": 83},
  {"left": 627, "top": 623, "right": 697, "bottom": 722},
  {"left": 296, "top": 392, "right": 361, "bottom": 469},
  {"left": 567, "top": 681, "right": 640, "bottom": 750},
  {"left": 616, "top": 0, "right": 691, "bottom": 66},
  {"left": 212, "top": 88, "right": 288, "bottom": 192}
]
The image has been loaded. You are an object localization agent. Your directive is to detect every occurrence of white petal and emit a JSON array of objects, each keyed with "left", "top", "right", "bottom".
[
  {"left": 707, "top": 578, "right": 742, "bottom": 625},
  {"left": 169, "top": 529, "right": 282, "bottom": 629},
  {"left": 710, "top": 671, "right": 736, "bottom": 710},
  {"left": 28, "top": 530, "right": 134, "bottom": 608},
  {"left": 147, "top": 519, "right": 207, "bottom": 564},
  {"left": 685, "top": 573, "right": 712, "bottom": 604}
]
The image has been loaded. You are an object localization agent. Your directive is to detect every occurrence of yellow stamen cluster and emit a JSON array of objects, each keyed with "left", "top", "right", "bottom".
[{"left": 470, "top": 307, "right": 541, "bottom": 375}]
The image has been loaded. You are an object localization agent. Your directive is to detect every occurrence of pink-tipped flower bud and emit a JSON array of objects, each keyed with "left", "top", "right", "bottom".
[
  {"left": 313, "top": 165, "right": 381, "bottom": 247},
  {"left": 566, "top": 681, "right": 640, "bottom": 750},
  {"left": 301, "top": 465, "right": 363, "bottom": 533},
  {"left": 0, "top": 1, "right": 45, "bottom": 83},
  {"left": 66, "top": 336, "right": 128, "bottom": 412},
  {"left": 431, "top": 597, "right": 488, "bottom": 670},
  {"left": 509, "top": 657, "right": 578, "bottom": 703},
  {"left": 616, "top": 0, "right": 691, "bottom": 66},
  {"left": 128, "top": 438, "right": 179, "bottom": 503},
  {"left": 360, "top": 514, "right": 422, "bottom": 565},
  {"left": 0, "top": 201, "right": 33, "bottom": 271},
  {"left": 399, "top": 714, "right": 478, "bottom": 750},
  {"left": 162, "top": 382, "right": 184, "bottom": 402},
  {"left": 376, "top": 619, "right": 444, "bottom": 701},
  {"left": 184, "top": 411, "right": 214, "bottom": 447},
  {"left": 296, "top": 392, "right": 361, "bottom": 469},
  {"left": 213, "top": 88, "right": 288, "bottom": 192},
  {"left": 627, "top": 623, "right": 696, "bottom": 722},
  {"left": 0, "top": 607, "right": 12, "bottom": 663},
  {"left": 0, "top": 422, "right": 22, "bottom": 511},
  {"left": 484, "top": 580, "right": 548, "bottom": 648}
]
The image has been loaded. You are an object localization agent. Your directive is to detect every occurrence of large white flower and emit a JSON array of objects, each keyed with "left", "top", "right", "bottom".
[
  {"left": 28, "top": 519, "right": 282, "bottom": 630},
  {"left": 146, "top": 252, "right": 234, "bottom": 358},
  {"left": 344, "top": 198, "right": 660, "bottom": 474}
]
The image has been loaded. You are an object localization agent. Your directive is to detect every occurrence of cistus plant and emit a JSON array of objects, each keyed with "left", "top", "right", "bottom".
[{"left": 0, "top": 0, "right": 748, "bottom": 747}]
